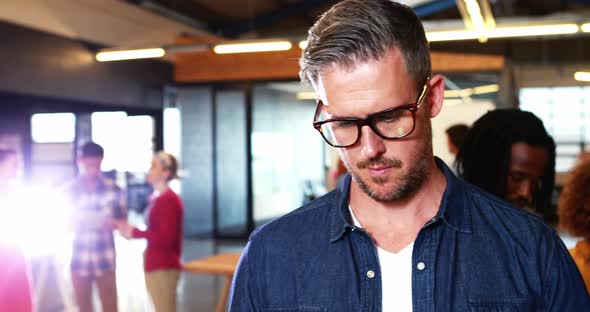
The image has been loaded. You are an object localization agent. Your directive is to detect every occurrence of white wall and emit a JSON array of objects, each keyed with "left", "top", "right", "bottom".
[{"left": 432, "top": 99, "right": 495, "bottom": 169}]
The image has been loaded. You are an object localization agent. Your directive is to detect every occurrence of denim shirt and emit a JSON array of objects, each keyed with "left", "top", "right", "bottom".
[{"left": 229, "top": 158, "right": 590, "bottom": 311}]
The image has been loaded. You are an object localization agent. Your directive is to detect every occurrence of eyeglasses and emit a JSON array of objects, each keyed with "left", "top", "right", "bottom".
[{"left": 313, "top": 79, "right": 430, "bottom": 148}]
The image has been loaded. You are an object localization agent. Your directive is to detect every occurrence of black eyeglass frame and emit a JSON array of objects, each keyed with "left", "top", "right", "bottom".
[{"left": 312, "top": 79, "right": 430, "bottom": 148}]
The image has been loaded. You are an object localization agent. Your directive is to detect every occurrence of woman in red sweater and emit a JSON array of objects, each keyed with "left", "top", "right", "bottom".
[{"left": 119, "top": 152, "right": 183, "bottom": 312}]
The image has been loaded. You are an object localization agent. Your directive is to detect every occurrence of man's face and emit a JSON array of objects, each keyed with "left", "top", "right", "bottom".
[
  {"left": 78, "top": 156, "right": 103, "bottom": 179},
  {"left": 313, "top": 47, "right": 440, "bottom": 202},
  {"left": 507, "top": 142, "right": 549, "bottom": 210}
]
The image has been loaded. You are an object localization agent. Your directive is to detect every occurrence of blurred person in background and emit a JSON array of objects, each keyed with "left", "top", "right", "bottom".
[
  {"left": 558, "top": 157, "right": 590, "bottom": 293},
  {"left": 445, "top": 123, "right": 469, "bottom": 157},
  {"left": 456, "top": 109, "right": 556, "bottom": 221},
  {"left": 327, "top": 158, "right": 348, "bottom": 190},
  {"left": 66, "top": 142, "right": 126, "bottom": 312},
  {"left": 0, "top": 148, "right": 34, "bottom": 312},
  {"left": 118, "top": 151, "right": 183, "bottom": 312},
  {"left": 445, "top": 123, "right": 469, "bottom": 173}
]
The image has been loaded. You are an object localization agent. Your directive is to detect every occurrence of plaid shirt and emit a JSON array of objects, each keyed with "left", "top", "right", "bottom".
[{"left": 67, "top": 178, "right": 126, "bottom": 277}]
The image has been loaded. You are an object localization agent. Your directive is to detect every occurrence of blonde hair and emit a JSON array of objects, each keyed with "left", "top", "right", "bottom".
[{"left": 155, "top": 151, "right": 179, "bottom": 181}]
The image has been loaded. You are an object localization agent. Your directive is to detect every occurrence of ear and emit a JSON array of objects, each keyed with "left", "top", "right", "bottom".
[{"left": 426, "top": 74, "right": 445, "bottom": 119}]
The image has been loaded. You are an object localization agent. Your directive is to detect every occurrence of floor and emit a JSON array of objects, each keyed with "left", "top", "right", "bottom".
[{"left": 32, "top": 236, "right": 246, "bottom": 312}]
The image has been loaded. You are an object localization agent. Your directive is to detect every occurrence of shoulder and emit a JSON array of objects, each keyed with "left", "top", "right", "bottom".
[
  {"left": 462, "top": 180, "right": 561, "bottom": 250},
  {"left": 248, "top": 190, "right": 337, "bottom": 246},
  {"left": 465, "top": 180, "right": 547, "bottom": 228},
  {"left": 156, "top": 189, "right": 183, "bottom": 209}
]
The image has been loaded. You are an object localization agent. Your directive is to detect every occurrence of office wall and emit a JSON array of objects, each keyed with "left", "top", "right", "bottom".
[
  {"left": 215, "top": 90, "right": 248, "bottom": 235},
  {"left": 176, "top": 87, "right": 215, "bottom": 236},
  {"left": 0, "top": 20, "right": 172, "bottom": 109},
  {"left": 432, "top": 99, "right": 495, "bottom": 168}
]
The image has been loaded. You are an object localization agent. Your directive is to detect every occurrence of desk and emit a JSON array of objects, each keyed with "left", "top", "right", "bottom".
[{"left": 183, "top": 252, "right": 241, "bottom": 312}]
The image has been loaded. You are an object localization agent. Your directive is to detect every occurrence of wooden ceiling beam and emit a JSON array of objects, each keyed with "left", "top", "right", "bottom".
[{"left": 174, "top": 42, "right": 505, "bottom": 83}]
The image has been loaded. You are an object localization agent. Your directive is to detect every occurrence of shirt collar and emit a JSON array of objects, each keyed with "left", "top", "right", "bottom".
[{"left": 329, "top": 157, "right": 472, "bottom": 242}]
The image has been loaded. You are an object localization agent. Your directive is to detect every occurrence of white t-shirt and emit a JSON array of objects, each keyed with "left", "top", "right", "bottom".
[{"left": 349, "top": 206, "right": 414, "bottom": 312}]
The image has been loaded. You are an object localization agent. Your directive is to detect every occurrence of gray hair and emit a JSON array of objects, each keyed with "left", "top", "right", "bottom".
[{"left": 299, "top": 0, "right": 431, "bottom": 91}]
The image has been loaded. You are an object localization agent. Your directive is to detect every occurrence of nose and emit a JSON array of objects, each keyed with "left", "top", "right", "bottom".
[
  {"left": 359, "top": 126, "right": 386, "bottom": 159},
  {"left": 515, "top": 180, "right": 534, "bottom": 203}
]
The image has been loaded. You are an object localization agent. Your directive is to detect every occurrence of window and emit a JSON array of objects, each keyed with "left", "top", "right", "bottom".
[
  {"left": 520, "top": 87, "right": 590, "bottom": 172},
  {"left": 31, "top": 113, "right": 75, "bottom": 143},
  {"left": 91, "top": 112, "right": 154, "bottom": 173},
  {"left": 30, "top": 113, "right": 76, "bottom": 185}
]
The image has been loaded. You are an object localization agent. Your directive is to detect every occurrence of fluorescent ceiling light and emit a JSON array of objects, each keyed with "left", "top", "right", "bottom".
[
  {"left": 444, "top": 84, "right": 499, "bottom": 98},
  {"left": 574, "top": 71, "right": 590, "bottom": 82},
  {"left": 581, "top": 23, "right": 590, "bottom": 32},
  {"left": 485, "top": 24, "right": 579, "bottom": 38},
  {"left": 299, "top": 40, "right": 308, "bottom": 49},
  {"left": 471, "top": 83, "right": 499, "bottom": 94},
  {"left": 427, "top": 30, "right": 480, "bottom": 42},
  {"left": 96, "top": 48, "right": 165, "bottom": 62},
  {"left": 213, "top": 41, "right": 292, "bottom": 54},
  {"left": 427, "top": 23, "right": 579, "bottom": 42},
  {"left": 296, "top": 91, "right": 316, "bottom": 100},
  {"left": 464, "top": 0, "right": 487, "bottom": 41}
]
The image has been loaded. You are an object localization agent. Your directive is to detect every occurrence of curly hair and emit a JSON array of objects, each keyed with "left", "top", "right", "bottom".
[
  {"left": 559, "top": 158, "right": 590, "bottom": 240},
  {"left": 456, "top": 109, "right": 556, "bottom": 218}
]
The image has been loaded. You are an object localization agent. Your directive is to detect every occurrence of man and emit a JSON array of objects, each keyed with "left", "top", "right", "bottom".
[
  {"left": 229, "top": 1, "right": 589, "bottom": 311},
  {"left": 67, "top": 142, "right": 126, "bottom": 312},
  {"left": 455, "top": 110, "right": 556, "bottom": 219}
]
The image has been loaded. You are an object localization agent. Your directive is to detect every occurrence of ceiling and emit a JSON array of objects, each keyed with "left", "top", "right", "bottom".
[
  {"left": 2, "top": 0, "right": 590, "bottom": 90},
  {"left": 0, "top": 0, "right": 208, "bottom": 48},
  {"left": 127, "top": 0, "right": 590, "bottom": 38},
  {"left": 3, "top": 0, "right": 590, "bottom": 48}
]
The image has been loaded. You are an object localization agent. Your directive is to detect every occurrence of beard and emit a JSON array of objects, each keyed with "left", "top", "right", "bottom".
[
  {"left": 345, "top": 122, "right": 432, "bottom": 203},
  {"left": 508, "top": 196, "right": 534, "bottom": 212}
]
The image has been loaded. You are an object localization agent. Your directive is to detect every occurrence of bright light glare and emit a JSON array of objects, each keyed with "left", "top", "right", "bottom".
[
  {"left": 426, "top": 24, "right": 579, "bottom": 42},
  {"left": 92, "top": 111, "right": 127, "bottom": 172},
  {"left": 574, "top": 71, "right": 590, "bottom": 82},
  {"left": 299, "top": 41, "right": 308, "bottom": 49},
  {"left": 464, "top": 0, "right": 487, "bottom": 41},
  {"left": 96, "top": 48, "right": 165, "bottom": 62},
  {"left": 444, "top": 84, "right": 500, "bottom": 98},
  {"left": 296, "top": 91, "right": 316, "bottom": 100},
  {"left": 31, "top": 113, "right": 76, "bottom": 143},
  {"left": 0, "top": 185, "right": 74, "bottom": 259},
  {"left": 213, "top": 41, "right": 292, "bottom": 54}
]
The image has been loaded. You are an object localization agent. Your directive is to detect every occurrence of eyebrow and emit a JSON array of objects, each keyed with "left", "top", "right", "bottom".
[{"left": 320, "top": 101, "right": 414, "bottom": 120}]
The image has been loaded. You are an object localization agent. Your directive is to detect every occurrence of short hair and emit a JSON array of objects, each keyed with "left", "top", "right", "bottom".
[
  {"left": 445, "top": 124, "right": 470, "bottom": 151},
  {"left": 0, "top": 148, "right": 17, "bottom": 163},
  {"left": 80, "top": 141, "right": 104, "bottom": 158},
  {"left": 558, "top": 158, "right": 590, "bottom": 240},
  {"left": 456, "top": 109, "right": 556, "bottom": 217},
  {"left": 299, "top": 0, "right": 431, "bottom": 91}
]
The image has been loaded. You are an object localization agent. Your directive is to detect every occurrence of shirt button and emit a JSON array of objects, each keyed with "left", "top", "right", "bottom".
[
  {"left": 366, "top": 270, "right": 375, "bottom": 279},
  {"left": 417, "top": 262, "right": 426, "bottom": 271}
]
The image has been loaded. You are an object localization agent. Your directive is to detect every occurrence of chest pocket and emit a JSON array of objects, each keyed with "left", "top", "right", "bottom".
[
  {"left": 469, "top": 298, "right": 537, "bottom": 312},
  {"left": 265, "top": 308, "right": 326, "bottom": 312}
]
